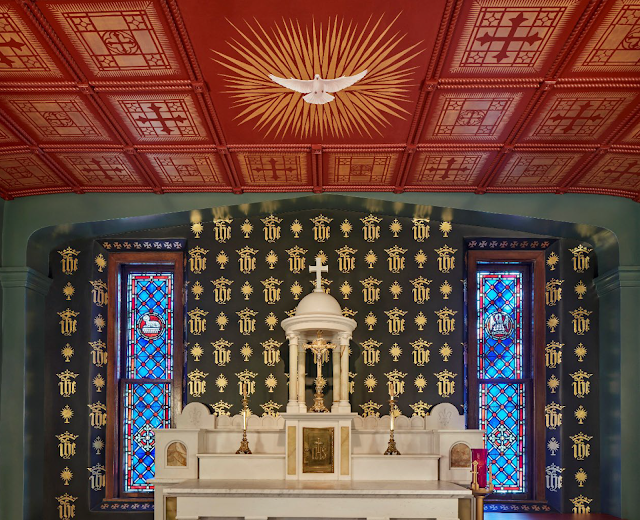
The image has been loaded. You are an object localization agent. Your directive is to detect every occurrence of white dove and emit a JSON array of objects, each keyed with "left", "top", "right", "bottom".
[{"left": 268, "top": 69, "right": 367, "bottom": 104}]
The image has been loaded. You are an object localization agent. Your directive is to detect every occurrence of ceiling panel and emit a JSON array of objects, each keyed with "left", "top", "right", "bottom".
[{"left": 0, "top": 0, "right": 636, "bottom": 201}]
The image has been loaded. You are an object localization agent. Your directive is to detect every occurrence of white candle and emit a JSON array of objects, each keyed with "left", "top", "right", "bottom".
[{"left": 242, "top": 408, "right": 247, "bottom": 430}]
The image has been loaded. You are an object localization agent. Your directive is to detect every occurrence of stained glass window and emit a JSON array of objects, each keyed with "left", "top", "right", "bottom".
[
  {"left": 121, "top": 271, "right": 174, "bottom": 493},
  {"left": 477, "top": 271, "right": 528, "bottom": 494}
]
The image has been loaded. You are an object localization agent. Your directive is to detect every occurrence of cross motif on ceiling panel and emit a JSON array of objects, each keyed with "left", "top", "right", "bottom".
[
  {"left": 236, "top": 153, "right": 308, "bottom": 185},
  {"left": 0, "top": 154, "right": 62, "bottom": 191},
  {"left": 57, "top": 153, "right": 142, "bottom": 186},
  {"left": 572, "top": 1, "right": 640, "bottom": 72},
  {"left": 408, "top": 153, "right": 490, "bottom": 185},
  {"left": 523, "top": 92, "right": 636, "bottom": 141},
  {"left": 424, "top": 92, "right": 522, "bottom": 140},
  {"left": 493, "top": 153, "right": 582, "bottom": 185},
  {"left": 450, "top": 1, "right": 576, "bottom": 74},
  {"left": 577, "top": 155, "right": 640, "bottom": 190},
  {"left": 0, "top": 6, "right": 61, "bottom": 76},
  {"left": 46, "top": 1, "right": 180, "bottom": 77},
  {"left": 147, "top": 154, "right": 225, "bottom": 185},
  {"left": 108, "top": 94, "right": 207, "bottom": 141},
  {"left": 4, "top": 96, "right": 110, "bottom": 141},
  {"left": 327, "top": 154, "right": 398, "bottom": 185}
]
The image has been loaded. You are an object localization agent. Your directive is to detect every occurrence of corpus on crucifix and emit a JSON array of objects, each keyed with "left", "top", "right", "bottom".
[{"left": 305, "top": 331, "right": 336, "bottom": 413}]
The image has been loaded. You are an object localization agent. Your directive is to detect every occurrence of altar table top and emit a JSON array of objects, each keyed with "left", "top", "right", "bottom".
[{"left": 162, "top": 479, "right": 472, "bottom": 497}]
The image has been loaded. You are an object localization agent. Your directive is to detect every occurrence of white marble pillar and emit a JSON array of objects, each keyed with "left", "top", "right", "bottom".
[
  {"left": 339, "top": 333, "right": 350, "bottom": 410},
  {"left": 297, "top": 343, "right": 306, "bottom": 411},
  {"left": 287, "top": 334, "right": 298, "bottom": 411},
  {"left": 332, "top": 345, "right": 341, "bottom": 407}
]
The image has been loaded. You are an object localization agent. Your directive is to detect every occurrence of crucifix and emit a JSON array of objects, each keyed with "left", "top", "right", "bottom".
[
  {"left": 304, "top": 331, "right": 336, "bottom": 413},
  {"left": 309, "top": 256, "right": 328, "bottom": 292}
]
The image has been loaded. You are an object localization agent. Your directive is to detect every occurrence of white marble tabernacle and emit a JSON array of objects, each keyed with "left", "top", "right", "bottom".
[{"left": 152, "top": 259, "right": 484, "bottom": 520}]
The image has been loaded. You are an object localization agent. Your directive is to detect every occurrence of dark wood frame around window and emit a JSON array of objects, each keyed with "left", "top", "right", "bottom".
[
  {"left": 467, "top": 250, "right": 545, "bottom": 502},
  {"left": 106, "top": 252, "right": 184, "bottom": 500}
]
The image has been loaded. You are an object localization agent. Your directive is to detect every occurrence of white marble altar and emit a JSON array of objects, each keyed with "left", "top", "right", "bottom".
[{"left": 152, "top": 259, "right": 484, "bottom": 520}]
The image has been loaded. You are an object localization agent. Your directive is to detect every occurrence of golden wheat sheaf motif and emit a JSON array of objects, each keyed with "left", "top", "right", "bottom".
[{"left": 214, "top": 15, "right": 424, "bottom": 139}]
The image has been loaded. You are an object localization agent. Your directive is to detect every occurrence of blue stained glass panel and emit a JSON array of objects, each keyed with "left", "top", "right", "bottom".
[
  {"left": 479, "top": 383, "right": 526, "bottom": 493},
  {"left": 477, "top": 270, "right": 527, "bottom": 494},
  {"left": 122, "top": 270, "right": 174, "bottom": 494},
  {"left": 122, "top": 383, "right": 171, "bottom": 493},
  {"left": 126, "top": 273, "right": 174, "bottom": 379}
]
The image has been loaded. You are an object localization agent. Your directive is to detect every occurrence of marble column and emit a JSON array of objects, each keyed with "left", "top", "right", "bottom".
[
  {"left": 339, "top": 333, "right": 350, "bottom": 409},
  {"left": 287, "top": 334, "right": 298, "bottom": 411},
  {"left": 297, "top": 343, "right": 306, "bottom": 411},
  {"left": 332, "top": 345, "right": 341, "bottom": 407}
]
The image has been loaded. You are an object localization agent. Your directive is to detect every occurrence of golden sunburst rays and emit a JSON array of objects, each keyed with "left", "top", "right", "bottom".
[{"left": 214, "top": 14, "right": 424, "bottom": 139}]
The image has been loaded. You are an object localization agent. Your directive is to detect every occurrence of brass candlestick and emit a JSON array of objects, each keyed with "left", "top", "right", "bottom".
[
  {"left": 305, "top": 332, "right": 336, "bottom": 413},
  {"left": 384, "top": 387, "right": 401, "bottom": 455},
  {"left": 470, "top": 460, "right": 494, "bottom": 520},
  {"left": 236, "top": 389, "right": 252, "bottom": 454}
]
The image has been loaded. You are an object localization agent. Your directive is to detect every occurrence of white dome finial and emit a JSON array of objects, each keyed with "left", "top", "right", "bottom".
[{"left": 309, "top": 256, "right": 328, "bottom": 292}]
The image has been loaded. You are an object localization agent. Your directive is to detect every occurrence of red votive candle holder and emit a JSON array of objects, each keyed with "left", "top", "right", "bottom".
[{"left": 472, "top": 449, "right": 488, "bottom": 488}]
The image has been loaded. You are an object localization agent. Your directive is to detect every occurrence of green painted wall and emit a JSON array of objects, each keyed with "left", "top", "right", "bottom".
[{"left": 0, "top": 191, "right": 637, "bottom": 520}]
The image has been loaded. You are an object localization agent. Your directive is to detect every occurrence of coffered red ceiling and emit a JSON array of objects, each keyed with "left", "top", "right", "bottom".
[{"left": 0, "top": 0, "right": 639, "bottom": 200}]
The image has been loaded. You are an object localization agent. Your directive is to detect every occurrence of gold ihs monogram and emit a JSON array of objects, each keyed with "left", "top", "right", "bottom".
[
  {"left": 571, "top": 496, "right": 592, "bottom": 514},
  {"left": 211, "top": 277, "right": 233, "bottom": 304},
  {"left": 237, "top": 246, "right": 258, "bottom": 274},
  {"left": 435, "top": 370, "right": 457, "bottom": 397},
  {"left": 57, "top": 370, "right": 78, "bottom": 397},
  {"left": 411, "top": 339, "right": 432, "bottom": 366},
  {"left": 59, "top": 247, "right": 79, "bottom": 275},
  {"left": 361, "top": 214, "right": 382, "bottom": 242},
  {"left": 58, "top": 309, "right": 79, "bottom": 336},
  {"left": 435, "top": 245, "right": 456, "bottom": 273},
  {"left": 545, "top": 341, "right": 563, "bottom": 368},
  {"left": 361, "top": 339, "right": 381, "bottom": 366},
  {"left": 237, "top": 308, "right": 257, "bottom": 335},
  {"left": 189, "top": 247, "right": 208, "bottom": 274},
  {"left": 56, "top": 432, "right": 78, "bottom": 459},
  {"left": 412, "top": 218, "right": 430, "bottom": 242},
  {"left": 545, "top": 279, "right": 563, "bottom": 306},
  {"left": 435, "top": 307, "right": 457, "bottom": 335},
  {"left": 545, "top": 402, "right": 564, "bottom": 430},
  {"left": 56, "top": 493, "right": 77, "bottom": 519},
  {"left": 311, "top": 215, "right": 332, "bottom": 242},
  {"left": 262, "top": 339, "right": 281, "bottom": 366},
  {"left": 385, "top": 308, "right": 406, "bottom": 335},
  {"left": 286, "top": 246, "right": 307, "bottom": 274},
  {"left": 188, "top": 369, "right": 208, "bottom": 397},
  {"left": 88, "top": 402, "right": 107, "bottom": 429},
  {"left": 188, "top": 308, "right": 208, "bottom": 335},
  {"left": 262, "top": 277, "right": 282, "bottom": 304},
  {"left": 90, "top": 340, "right": 107, "bottom": 367},
  {"left": 90, "top": 280, "right": 108, "bottom": 307},
  {"left": 213, "top": 217, "right": 232, "bottom": 243},
  {"left": 361, "top": 277, "right": 381, "bottom": 304},
  {"left": 385, "top": 246, "right": 407, "bottom": 273},
  {"left": 570, "top": 433, "right": 592, "bottom": 460},
  {"left": 262, "top": 214, "right": 282, "bottom": 243},
  {"left": 570, "top": 370, "right": 592, "bottom": 398},
  {"left": 336, "top": 245, "right": 357, "bottom": 273},
  {"left": 212, "top": 339, "right": 232, "bottom": 366},
  {"left": 570, "top": 308, "right": 591, "bottom": 335},
  {"left": 87, "top": 464, "right": 106, "bottom": 491},
  {"left": 569, "top": 245, "right": 592, "bottom": 273},
  {"left": 410, "top": 277, "right": 432, "bottom": 303}
]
